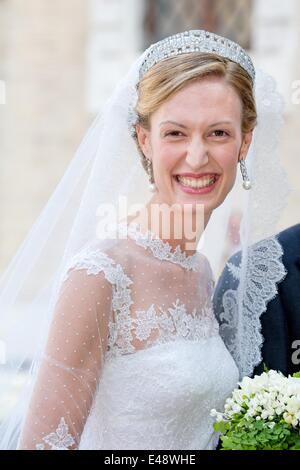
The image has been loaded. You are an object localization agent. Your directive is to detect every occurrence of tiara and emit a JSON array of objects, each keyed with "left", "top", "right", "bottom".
[{"left": 139, "top": 30, "right": 255, "bottom": 83}]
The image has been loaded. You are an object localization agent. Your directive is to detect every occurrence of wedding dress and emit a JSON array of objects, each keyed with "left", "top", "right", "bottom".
[{"left": 18, "top": 221, "right": 239, "bottom": 450}]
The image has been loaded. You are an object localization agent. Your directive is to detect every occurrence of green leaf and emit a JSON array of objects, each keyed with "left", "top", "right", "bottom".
[
  {"left": 263, "top": 363, "right": 270, "bottom": 373},
  {"left": 292, "top": 371, "right": 300, "bottom": 379},
  {"left": 214, "top": 420, "right": 230, "bottom": 434}
]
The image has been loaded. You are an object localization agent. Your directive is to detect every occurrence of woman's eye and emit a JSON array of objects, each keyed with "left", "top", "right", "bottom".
[
  {"left": 211, "top": 130, "right": 229, "bottom": 137},
  {"left": 165, "top": 131, "right": 184, "bottom": 137}
]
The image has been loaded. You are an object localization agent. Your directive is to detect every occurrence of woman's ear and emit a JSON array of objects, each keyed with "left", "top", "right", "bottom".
[
  {"left": 239, "top": 131, "right": 253, "bottom": 161},
  {"left": 135, "top": 124, "right": 152, "bottom": 160}
]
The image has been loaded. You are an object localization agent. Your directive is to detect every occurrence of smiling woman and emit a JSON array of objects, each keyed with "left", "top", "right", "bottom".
[
  {"left": 0, "top": 30, "right": 289, "bottom": 450},
  {"left": 133, "top": 52, "right": 256, "bottom": 223}
]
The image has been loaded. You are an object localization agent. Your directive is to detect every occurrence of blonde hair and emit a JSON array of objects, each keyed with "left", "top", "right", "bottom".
[{"left": 134, "top": 52, "right": 257, "bottom": 168}]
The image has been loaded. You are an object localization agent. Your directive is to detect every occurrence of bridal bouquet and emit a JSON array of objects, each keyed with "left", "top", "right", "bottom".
[{"left": 211, "top": 370, "right": 300, "bottom": 450}]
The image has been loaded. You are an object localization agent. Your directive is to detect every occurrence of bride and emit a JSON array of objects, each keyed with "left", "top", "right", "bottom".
[{"left": 0, "top": 30, "right": 289, "bottom": 450}]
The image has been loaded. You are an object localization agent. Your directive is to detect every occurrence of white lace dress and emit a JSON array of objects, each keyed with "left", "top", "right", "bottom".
[{"left": 18, "top": 221, "right": 239, "bottom": 450}]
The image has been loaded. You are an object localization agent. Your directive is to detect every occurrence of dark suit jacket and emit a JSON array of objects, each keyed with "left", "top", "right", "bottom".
[{"left": 213, "top": 223, "right": 300, "bottom": 378}]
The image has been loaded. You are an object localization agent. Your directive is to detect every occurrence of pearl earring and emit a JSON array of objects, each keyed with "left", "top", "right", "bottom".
[
  {"left": 239, "top": 159, "right": 251, "bottom": 190},
  {"left": 146, "top": 158, "right": 157, "bottom": 192}
]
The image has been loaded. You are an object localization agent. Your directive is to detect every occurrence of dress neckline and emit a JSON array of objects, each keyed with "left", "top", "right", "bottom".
[{"left": 117, "top": 220, "right": 200, "bottom": 272}]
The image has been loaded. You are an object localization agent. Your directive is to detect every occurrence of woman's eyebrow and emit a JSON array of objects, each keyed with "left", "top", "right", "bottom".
[
  {"left": 207, "top": 120, "right": 233, "bottom": 127},
  {"left": 159, "top": 120, "right": 188, "bottom": 129}
]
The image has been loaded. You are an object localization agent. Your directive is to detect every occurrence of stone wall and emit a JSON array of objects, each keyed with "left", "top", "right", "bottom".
[{"left": 0, "top": 0, "right": 88, "bottom": 272}]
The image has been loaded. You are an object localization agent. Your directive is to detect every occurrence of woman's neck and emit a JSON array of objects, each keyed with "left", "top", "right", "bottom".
[{"left": 128, "top": 197, "right": 212, "bottom": 256}]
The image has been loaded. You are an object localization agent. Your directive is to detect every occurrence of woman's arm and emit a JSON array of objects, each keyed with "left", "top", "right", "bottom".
[{"left": 18, "top": 268, "right": 113, "bottom": 450}]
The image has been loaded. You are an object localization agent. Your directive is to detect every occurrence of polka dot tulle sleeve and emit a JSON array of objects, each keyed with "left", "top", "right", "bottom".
[{"left": 17, "top": 267, "right": 113, "bottom": 450}]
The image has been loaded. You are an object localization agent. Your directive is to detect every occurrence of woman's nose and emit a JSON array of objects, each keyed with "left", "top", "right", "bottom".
[{"left": 185, "top": 138, "right": 209, "bottom": 168}]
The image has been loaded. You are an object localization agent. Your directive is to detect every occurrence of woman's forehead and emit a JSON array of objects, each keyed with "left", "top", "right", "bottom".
[{"left": 153, "top": 80, "right": 242, "bottom": 124}]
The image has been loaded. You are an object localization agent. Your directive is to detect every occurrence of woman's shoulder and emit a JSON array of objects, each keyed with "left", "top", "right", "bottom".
[{"left": 60, "top": 233, "right": 133, "bottom": 289}]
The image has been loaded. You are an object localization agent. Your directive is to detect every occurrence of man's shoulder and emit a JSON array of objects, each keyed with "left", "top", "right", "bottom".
[
  {"left": 277, "top": 223, "right": 300, "bottom": 248},
  {"left": 276, "top": 224, "right": 300, "bottom": 273}
]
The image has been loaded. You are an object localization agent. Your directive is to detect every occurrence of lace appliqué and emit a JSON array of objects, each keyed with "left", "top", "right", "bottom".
[
  {"left": 62, "top": 248, "right": 132, "bottom": 286},
  {"left": 107, "top": 298, "right": 219, "bottom": 359},
  {"left": 133, "top": 299, "right": 219, "bottom": 348},
  {"left": 35, "top": 417, "right": 76, "bottom": 450},
  {"left": 118, "top": 221, "right": 200, "bottom": 272},
  {"left": 219, "top": 236, "right": 287, "bottom": 378}
]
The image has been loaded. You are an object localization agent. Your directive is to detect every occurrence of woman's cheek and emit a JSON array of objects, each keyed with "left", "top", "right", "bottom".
[
  {"left": 158, "top": 146, "right": 179, "bottom": 172},
  {"left": 216, "top": 149, "right": 238, "bottom": 192},
  {"left": 219, "top": 148, "right": 239, "bottom": 172}
]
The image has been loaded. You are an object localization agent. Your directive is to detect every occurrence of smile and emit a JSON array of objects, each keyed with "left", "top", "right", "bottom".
[{"left": 174, "top": 173, "right": 220, "bottom": 194}]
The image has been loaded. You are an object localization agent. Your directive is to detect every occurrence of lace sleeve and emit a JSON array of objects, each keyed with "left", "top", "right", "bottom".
[{"left": 17, "top": 264, "right": 113, "bottom": 450}]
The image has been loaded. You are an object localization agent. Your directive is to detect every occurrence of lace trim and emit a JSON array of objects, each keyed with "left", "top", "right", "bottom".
[
  {"left": 35, "top": 417, "right": 76, "bottom": 450},
  {"left": 134, "top": 299, "right": 219, "bottom": 345},
  {"left": 62, "top": 248, "right": 135, "bottom": 355},
  {"left": 117, "top": 221, "right": 200, "bottom": 271},
  {"left": 107, "top": 298, "right": 219, "bottom": 358},
  {"left": 219, "top": 236, "right": 287, "bottom": 378},
  {"left": 62, "top": 249, "right": 132, "bottom": 287}
]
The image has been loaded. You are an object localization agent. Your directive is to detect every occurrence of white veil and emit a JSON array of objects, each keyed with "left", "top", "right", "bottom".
[
  {"left": 0, "top": 33, "right": 290, "bottom": 449},
  {"left": 213, "top": 69, "right": 290, "bottom": 378}
]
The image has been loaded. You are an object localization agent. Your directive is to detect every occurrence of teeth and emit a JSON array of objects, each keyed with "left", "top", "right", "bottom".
[{"left": 177, "top": 175, "right": 216, "bottom": 189}]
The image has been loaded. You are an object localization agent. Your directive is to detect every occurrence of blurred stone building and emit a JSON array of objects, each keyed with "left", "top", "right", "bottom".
[{"left": 0, "top": 0, "right": 299, "bottom": 274}]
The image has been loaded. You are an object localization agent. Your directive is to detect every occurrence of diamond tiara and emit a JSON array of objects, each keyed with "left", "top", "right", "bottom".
[{"left": 139, "top": 29, "right": 255, "bottom": 83}]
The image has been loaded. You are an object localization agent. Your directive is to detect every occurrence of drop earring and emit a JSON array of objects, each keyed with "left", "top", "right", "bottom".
[
  {"left": 239, "top": 159, "right": 251, "bottom": 190},
  {"left": 146, "top": 158, "right": 157, "bottom": 192}
]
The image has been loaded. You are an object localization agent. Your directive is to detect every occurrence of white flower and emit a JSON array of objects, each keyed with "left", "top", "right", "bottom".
[
  {"left": 232, "top": 404, "right": 242, "bottom": 414},
  {"left": 216, "top": 414, "right": 224, "bottom": 423},
  {"left": 246, "top": 409, "right": 256, "bottom": 418},
  {"left": 261, "top": 410, "right": 271, "bottom": 420},
  {"left": 283, "top": 414, "right": 293, "bottom": 425}
]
